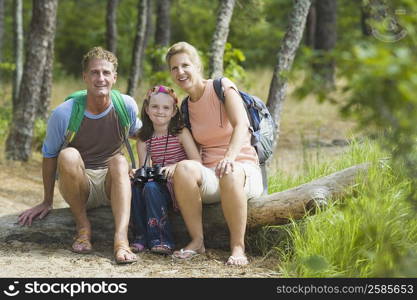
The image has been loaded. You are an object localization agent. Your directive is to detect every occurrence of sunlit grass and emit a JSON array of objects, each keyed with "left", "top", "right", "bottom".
[{"left": 267, "top": 139, "right": 417, "bottom": 277}]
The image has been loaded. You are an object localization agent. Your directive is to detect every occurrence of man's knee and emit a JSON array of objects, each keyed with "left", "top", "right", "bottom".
[
  {"left": 108, "top": 154, "right": 129, "bottom": 173},
  {"left": 57, "top": 147, "right": 84, "bottom": 174},
  {"left": 58, "top": 147, "right": 82, "bottom": 166}
]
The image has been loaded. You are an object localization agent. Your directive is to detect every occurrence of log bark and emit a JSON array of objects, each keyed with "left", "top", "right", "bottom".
[
  {"left": 0, "top": 163, "right": 368, "bottom": 249},
  {"left": 209, "top": 0, "right": 236, "bottom": 79}
]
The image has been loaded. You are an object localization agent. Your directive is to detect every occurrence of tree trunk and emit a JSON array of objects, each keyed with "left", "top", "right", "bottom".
[
  {"left": 0, "top": 164, "right": 368, "bottom": 249},
  {"left": 313, "top": 0, "right": 337, "bottom": 89},
  {"left": 266, "top": 0, "right": 311, "bottom": 153},
  {"left": 153, "top": 0, "right": 171, "bottom": 72},
  {"left": 305, "top": 0, "right": 316, "bottom": 47},
  {"left": 37, "top": 38, "right": 54, "bottom": 120},
  {"left": 0, "top": 0, "right": 5, "bottom": 65},
  {"left": 106, "top": 0, "right": 119, "bottom": 54},
  {"left": 209, "top": 0, "right": 236, "bottom": 79},
  {"left": 5, "top": 0, "right": 58, "bottom": 162},
  {"left": 361, "top": 3, "right": 372, "bottom": 36},
  {"left": 127, "top": 0, "right": 150, "bottom": 97},
  {"left": 12, "top": 0, "right": 24, "bottom": 106}
]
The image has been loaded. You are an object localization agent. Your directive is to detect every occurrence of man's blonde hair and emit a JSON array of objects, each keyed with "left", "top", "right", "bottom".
[
  {"left": 82, "top": 46, "right": 118, "bottom": 72},
  {"left": 165, "top": 41, "right": 203, "bottom": 74}
]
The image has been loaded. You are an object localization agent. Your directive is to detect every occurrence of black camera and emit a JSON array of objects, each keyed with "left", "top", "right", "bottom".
[{"left": 132, "top": 164, "right": 166, "bottom": 185}]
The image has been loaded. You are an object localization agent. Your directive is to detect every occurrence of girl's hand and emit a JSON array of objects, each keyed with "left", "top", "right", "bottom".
[
  {"left": 161, "top": 164, "right": 177, "bottom": 180},
  {"left": 215, "top": 158, "right": 235, "bottom": 178},
  {"left": 129, "top": 168, "right": 137, "bottom": 179}
]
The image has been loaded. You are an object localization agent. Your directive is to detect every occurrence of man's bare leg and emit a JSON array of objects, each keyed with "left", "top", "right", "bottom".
[
  {"left": 105, "top": 154, "right": 137, "bottom": 263},
  {"left": 57, "top": 147, "right": 91, "bottom": 253}
]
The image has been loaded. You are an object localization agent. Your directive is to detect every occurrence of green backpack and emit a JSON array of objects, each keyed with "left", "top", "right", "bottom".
[{"left": 61, "top": 89, "right": 136, "bottom": 168}]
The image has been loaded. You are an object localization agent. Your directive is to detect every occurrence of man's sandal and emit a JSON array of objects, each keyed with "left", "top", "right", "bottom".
[
  {"left": 114, "top": 241, "right": 138, "bottom": 264},
  {"left": 71, "top": 228, "right": 93, "bottom": 254}
]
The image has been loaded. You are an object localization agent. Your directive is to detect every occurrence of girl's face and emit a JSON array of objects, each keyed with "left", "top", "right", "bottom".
[
  {"left": 145, "top": 93, "right": 177, "bottom": 127},
  {"left": 169, "top": 53, "right": 201, "bottom": 91}
]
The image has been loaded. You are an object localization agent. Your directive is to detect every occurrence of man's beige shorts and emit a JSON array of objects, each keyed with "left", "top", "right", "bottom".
[
  {"left": 199, "top": 162, "right": 263, "bottom": 204},
  {"left": 85, "top": 168, "right": 110, "bottom": 209},
  {"left": 58, "top": 168, "right": 110, "bottom": 210}
]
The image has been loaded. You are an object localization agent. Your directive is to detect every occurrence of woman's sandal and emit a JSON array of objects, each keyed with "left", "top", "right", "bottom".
[
  {"left": 114, "top": 241, "right": 138, "bottom": 264},
  {"left": 71, "top": 228, "right": 92, "bottom": 254},
  {"left": 172, "top": 248, "right": 204, "bottom": 260},
  {"left": 226, "top": 255, "right": 249, "bottom": 266}
]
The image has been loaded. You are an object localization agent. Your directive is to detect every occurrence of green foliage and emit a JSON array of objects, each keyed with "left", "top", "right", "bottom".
[
  {"left": 0, "top": 106, "right": 11, "bottom": 142},
  {"left": 229, "top": 0, "right": 288, "bottom": 67},
  {"left": 32, "top": 118, "right": 47, "bottom": 152},
  {"left": 223, "top": 43, "right": 246, "bottom": 82},
  {"left": 55, "top": 0, "right": 106, "bottom": 76},
  {"left": 143, "top": 46, "right": 173, "bottom": 87},
  {"left": 296, "top": 0, "right": 417, "bottom": 209},
  {"left": 272, "top": 139, "right": 417, "bottom": 277},
  {"left": 335, "top": 1, "right": 417, "bottom": 208},
  {"left": 170, "top": 0, "right": 216, "bottom": 53}
]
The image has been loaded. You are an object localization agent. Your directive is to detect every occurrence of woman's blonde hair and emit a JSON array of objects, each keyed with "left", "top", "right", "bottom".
[{"left": 165, "top": 41, "right": 203, "bottom": 74}]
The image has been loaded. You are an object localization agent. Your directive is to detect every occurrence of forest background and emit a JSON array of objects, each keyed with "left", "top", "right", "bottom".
[{"left": 0, "top": 0, "right": 416, "bottom": 278}]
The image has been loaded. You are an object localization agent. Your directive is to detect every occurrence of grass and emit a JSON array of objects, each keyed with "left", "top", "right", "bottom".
[{"left": 265, "top": 138, "right": 417, "bottom": 277}]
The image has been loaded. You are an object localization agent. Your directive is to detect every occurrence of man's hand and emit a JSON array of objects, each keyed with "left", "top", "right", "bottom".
[{"left": 18, "top": 202, "right": 52, "bottom": 226}]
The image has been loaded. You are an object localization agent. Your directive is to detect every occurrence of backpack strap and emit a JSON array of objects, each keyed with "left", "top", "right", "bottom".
[
  {"left": 213, "top": 78, "right": 268, "bottom": 195},
  {"left": 213, "top": 77, "right": 225, "bottom": 102},
  {"left": 62, "top": 90, "right": 136, "bottom": 169},
  {"left": 109, "top": 90, "right": 137, "bottom": 169},
  {"left": 180, "top": 96, "right": 192, "bottom": 132}
]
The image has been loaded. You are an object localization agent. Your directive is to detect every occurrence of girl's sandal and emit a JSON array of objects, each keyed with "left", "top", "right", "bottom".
[
  {"left": 71, "top": 228, "right": 92, "bottom": 254},
  {"left": 114, "top": 241, "right": 138, "bottom": 264},
  {"left": 151, "top": 244, "right": 173, "bottom": 255}
]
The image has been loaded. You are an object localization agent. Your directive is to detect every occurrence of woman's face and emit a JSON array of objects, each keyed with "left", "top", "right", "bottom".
[{"left": 169, "top": 53, "right": 201, "bottom": 91}]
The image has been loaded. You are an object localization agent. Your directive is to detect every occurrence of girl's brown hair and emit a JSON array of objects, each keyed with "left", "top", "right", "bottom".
[{"left": 137, "top": 85, "right": 184, "bottom": 141}]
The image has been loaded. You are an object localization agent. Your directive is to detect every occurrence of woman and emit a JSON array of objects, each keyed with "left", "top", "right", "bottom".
[{"left": 165, "top": 42, "right": 263, "bottom": 266}]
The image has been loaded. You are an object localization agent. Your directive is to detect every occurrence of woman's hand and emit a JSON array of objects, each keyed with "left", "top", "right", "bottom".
[
  {"left": 161, "top": 164, "right": 177, "bottom": 180},
  {"left": 215, "top": 158, "right": 235, "bottom": 178}
]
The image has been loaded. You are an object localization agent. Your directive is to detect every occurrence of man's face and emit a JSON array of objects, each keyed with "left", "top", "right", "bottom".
[{"left": 83, "top": 58, "right": 117, "bottom": 98}]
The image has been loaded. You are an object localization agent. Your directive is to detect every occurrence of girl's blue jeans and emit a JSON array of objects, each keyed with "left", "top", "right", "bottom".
[{"left": 131, "top": 181, "right": 174, "bottom": 249}]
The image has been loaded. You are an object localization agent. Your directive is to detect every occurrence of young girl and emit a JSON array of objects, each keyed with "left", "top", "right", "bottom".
[{"left": 130, "top": 85, "right": 201, "bottom": 255}]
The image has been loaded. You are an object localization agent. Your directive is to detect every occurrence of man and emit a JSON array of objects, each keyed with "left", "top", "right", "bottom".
[{"left": 18, "top": 47, "right": 141, "bottom": 264}]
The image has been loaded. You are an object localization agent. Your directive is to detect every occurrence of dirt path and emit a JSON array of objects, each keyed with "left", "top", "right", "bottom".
[{"left": 0, "top": 156, "right": 284, "bottom": 278}]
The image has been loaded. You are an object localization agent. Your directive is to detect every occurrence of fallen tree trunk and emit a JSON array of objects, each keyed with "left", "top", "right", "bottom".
[{"left": 0, "top": 163, "right": 368, "bottom": 249}]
